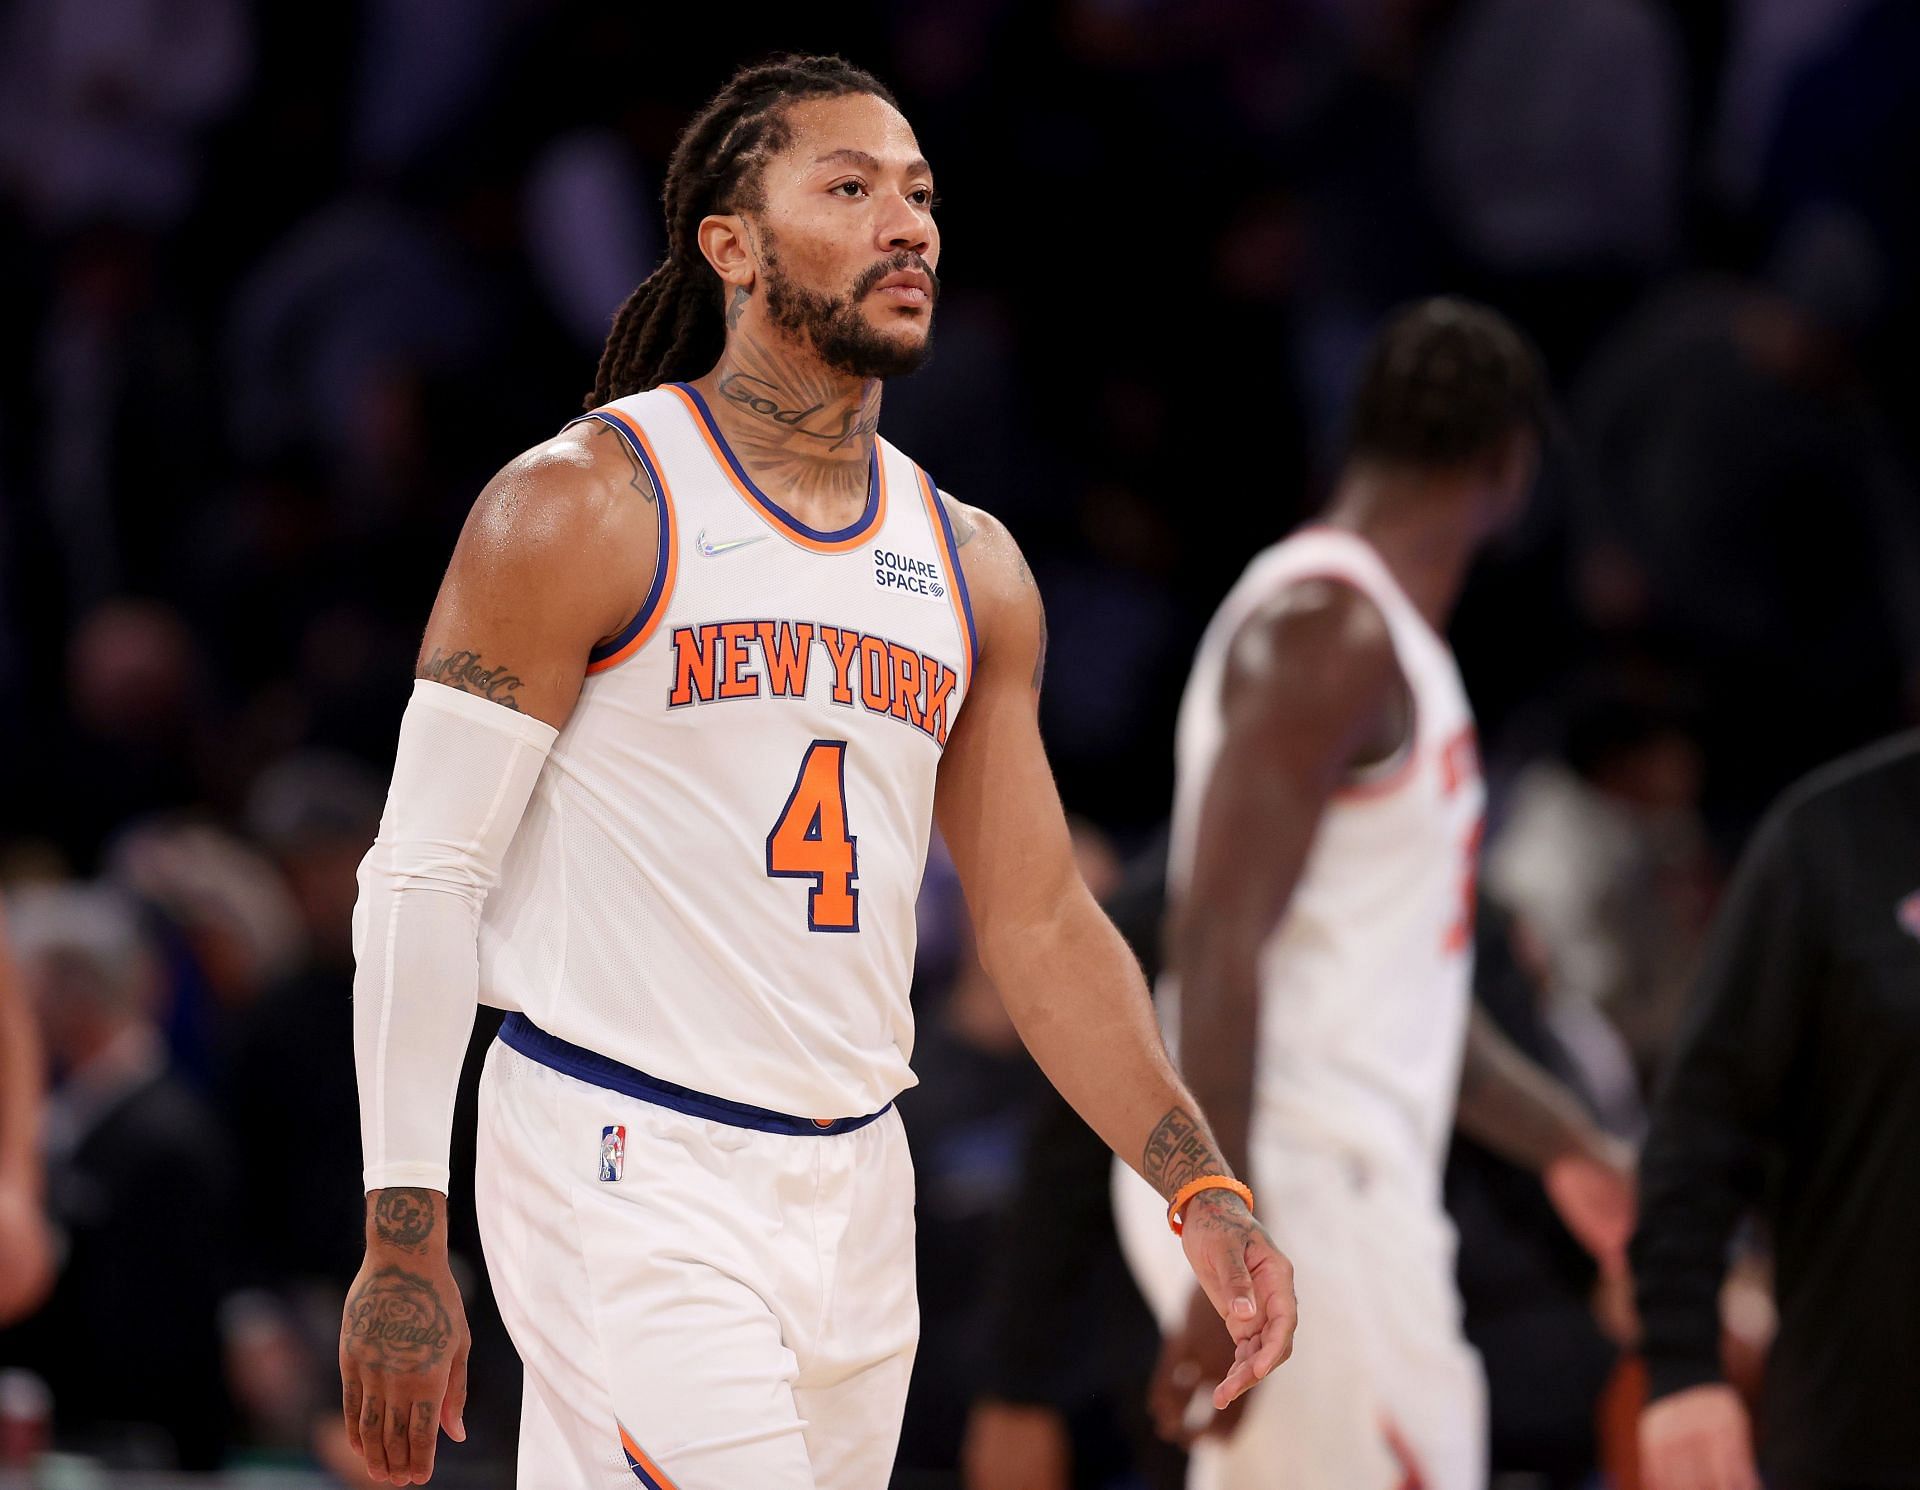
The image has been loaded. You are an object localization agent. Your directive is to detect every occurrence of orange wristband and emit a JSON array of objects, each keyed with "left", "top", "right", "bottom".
[{"left": 1167, "top": 1175, "right": 1255, "bottom": 1235}]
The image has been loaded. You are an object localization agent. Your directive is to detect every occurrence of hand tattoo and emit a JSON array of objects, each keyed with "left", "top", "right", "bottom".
[
  {"left": 1142, "top": 1106, "right": 1228, "bottom": 1200},
  {"left": 341, "top": 1266, "right": 454, "bottom": 1373},
  {"left": 420, "top": 647, "right": 525, "bottom": 710},
  {"left": 371, "top": 1189, "right": 436, "bottom": 1252}
]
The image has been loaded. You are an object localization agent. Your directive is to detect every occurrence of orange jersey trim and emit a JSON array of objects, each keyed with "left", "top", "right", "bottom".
[
  {"left": 618, "top": 1422, "right": 682, "bottom": 1490},
  {"left": 917, "top": 465, "right": 977, "bottom": 694},
  {"left": 663, "top": 382, "right": 885, "bottom": 554}
]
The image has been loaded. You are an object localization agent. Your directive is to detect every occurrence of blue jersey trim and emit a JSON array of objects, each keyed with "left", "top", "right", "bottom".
[
  {"left": 624, "top": 1445, "right": 668, "bottom": 1490},
  {"left": 497, "top": 1013, "right": 891, "bottom": 1135},
  {"left": 569, "top": 412, "right": 673, "bottom": 664},
  {"left": 670, "top": 382, "right": 881, "bottom": 546}
]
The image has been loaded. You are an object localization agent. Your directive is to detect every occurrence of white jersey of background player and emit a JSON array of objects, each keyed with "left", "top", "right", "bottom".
[
  {"left": 341, "top": 56, "right": 1296, "bottom": 1490},
  {"left": 1114, "top": 301, "right": 1636, "bottom": 1490}
]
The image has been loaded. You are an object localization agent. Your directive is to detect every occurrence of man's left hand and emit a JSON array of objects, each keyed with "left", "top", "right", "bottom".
[{"left": 1177, "top": 1189, "right": 1296, "bottom": 1409}]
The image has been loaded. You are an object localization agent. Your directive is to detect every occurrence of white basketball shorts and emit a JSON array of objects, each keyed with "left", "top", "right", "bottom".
[
  {"left": 475, "top": 1017, "right": 918, "bottom": 1489},
  {"left": 1114, "top": 1143, "right": 1485, "bottom": 1490}
]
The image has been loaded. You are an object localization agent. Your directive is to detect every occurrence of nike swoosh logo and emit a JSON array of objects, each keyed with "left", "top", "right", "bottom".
[{"left": 696, "top": 529, "right": 769, "bottom": 558}]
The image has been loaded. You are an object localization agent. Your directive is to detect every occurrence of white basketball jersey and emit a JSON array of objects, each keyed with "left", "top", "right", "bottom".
[
  {"left": 1163, "top": 526, "right": 1485, "bottom": 1197},
  {"left": 475, "top": 383, "right": 976, "bottom": 1120}
]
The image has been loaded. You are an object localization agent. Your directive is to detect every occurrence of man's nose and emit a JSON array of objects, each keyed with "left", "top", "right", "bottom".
[{"left": 877, "top": 192, "right": 931, "bottom": 258}]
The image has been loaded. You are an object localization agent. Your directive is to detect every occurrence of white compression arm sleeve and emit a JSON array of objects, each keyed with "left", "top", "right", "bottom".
[{"left": 354, "top": 680, "right": 558, "bottom": 1194}]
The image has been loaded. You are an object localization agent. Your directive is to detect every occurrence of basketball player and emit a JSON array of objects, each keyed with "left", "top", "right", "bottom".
[
  {"left": 1114, "top": 300, "right": 1636, "bottom": 1490},
  {"left": 339, "top": 57, "right": 1295, "bottom": 1489}
]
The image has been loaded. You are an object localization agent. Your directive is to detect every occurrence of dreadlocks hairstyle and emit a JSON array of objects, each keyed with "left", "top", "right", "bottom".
[
  {"left": 1345, "top": 297, "right": 1549, "bottom": 471},
  {"left": 586, "top": 55, "right": 899, "bottom": 409}
]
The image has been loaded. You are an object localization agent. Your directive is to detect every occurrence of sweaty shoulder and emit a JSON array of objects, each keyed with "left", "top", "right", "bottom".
[
  {"left": 415, "top": 422, "right": 665, "bottom": 725},
  {"left": 450, "top": 422, "right": 661, "bottom": 646}
]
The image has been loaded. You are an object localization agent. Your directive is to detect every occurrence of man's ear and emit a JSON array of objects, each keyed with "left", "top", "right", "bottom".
[{"left": 697, "top": 214, "right": 755, "bottom": 289}]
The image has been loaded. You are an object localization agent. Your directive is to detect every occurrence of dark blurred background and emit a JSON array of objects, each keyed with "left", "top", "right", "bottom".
[{"left": 0, "top": 0, "right": 1915, "bottom": 1484}]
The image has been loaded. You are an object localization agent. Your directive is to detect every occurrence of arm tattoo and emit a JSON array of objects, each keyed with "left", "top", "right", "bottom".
[
  {"left": 1141, "top": 1106, "right": 1228, "bottom": 1200},
  {"left": 585, "top": 421, "right": 658, "bottom": 503},
  {"left": 419, "top": 647, "right": 525, "bottom": 710},
  {"left": 341, "top": 1266, "right": 454, "bottom": 1373},
  {"left": 371, "top": 1189, "right": 436, "bottom": 1252}
]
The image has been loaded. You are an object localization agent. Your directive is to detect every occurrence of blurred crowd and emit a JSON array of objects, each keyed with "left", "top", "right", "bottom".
[{"left": 2, "top": 0, "right": 1917, "bottom": 1484}]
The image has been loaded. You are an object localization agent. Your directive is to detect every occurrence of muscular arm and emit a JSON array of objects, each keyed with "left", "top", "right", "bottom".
[
  {"left": 356, "top": 423, "right": 655, "bottom": 1196},
  {"left": 1173, "top": 582, "right": 1404, "bottom": 1178},
  {"left": 933, "top": 504, "right": 1220, "bottom": 1196},
  {"left": 414, "top": 419, "right": 659, "bottom": 727},
  {"left": 935, "top": 500, "right": 1296, "bottom": 1405},
  {"left": 343, "top": 422, "right": 657, "bottom": 1485}
]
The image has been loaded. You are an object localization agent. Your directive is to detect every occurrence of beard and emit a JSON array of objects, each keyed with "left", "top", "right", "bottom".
[{"left": 760, "top": 235, "right": 938, "bottom": 381}]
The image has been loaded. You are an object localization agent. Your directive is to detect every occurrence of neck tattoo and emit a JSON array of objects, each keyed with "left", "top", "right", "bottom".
[{"left": 708, "top": 334, "right": 880, "bottom": 508}]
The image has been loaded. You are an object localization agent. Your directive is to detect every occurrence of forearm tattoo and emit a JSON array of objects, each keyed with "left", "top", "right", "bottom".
[
  {"left": 341, "top": 1266, "right": 454, "bottom": 1373},
  {"left": 371, "top": 1188, "right": 436, "bottom": 1252},
  {"left": 1141, "top": 1106, "right": 1229, "bottom": 1200}
]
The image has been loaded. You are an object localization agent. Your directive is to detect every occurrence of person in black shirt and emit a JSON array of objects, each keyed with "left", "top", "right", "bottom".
[
  {"left": 0, "top": 883, "right": 235, "bottom": 1471},
  {"left": 1632, "top": 732, "right": 1920, "bottom": 1490}
]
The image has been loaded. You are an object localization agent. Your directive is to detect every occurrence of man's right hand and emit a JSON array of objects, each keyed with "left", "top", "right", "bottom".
[
  {"left": 1639, "top": 1383, "right": 1759, "bottom": 1490},
  {"left": 340, "top": 1189, "right": 471, "bottom": 1485}
]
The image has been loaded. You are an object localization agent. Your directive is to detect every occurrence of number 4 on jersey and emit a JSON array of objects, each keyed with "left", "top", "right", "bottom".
[{"left": 766, "top": 740, "right": 860, "bottom": 932}]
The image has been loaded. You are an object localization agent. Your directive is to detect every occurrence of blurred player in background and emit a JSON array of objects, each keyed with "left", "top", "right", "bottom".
[
  {"left": 1115, "top": 300, "right": 1636, "bottom": 1490},
  {"left": 1633, "top": 733, "right": 1920, "bottom": 1490},
  {"left": 342, "top": 54, "right": 1294, "bottom": 1489}
]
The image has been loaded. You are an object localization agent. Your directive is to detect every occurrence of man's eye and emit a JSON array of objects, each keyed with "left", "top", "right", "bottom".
[
  {"left": 910, "top": 188, "right": 937, "bottom": 208},
  {"left": 832, "top": 180, "right": 866, "bottom": 198}
]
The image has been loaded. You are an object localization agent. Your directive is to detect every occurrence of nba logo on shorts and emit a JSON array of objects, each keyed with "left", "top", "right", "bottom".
[{"left": 599, "top": 1125, "right": 625, "bottom": 1182}]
